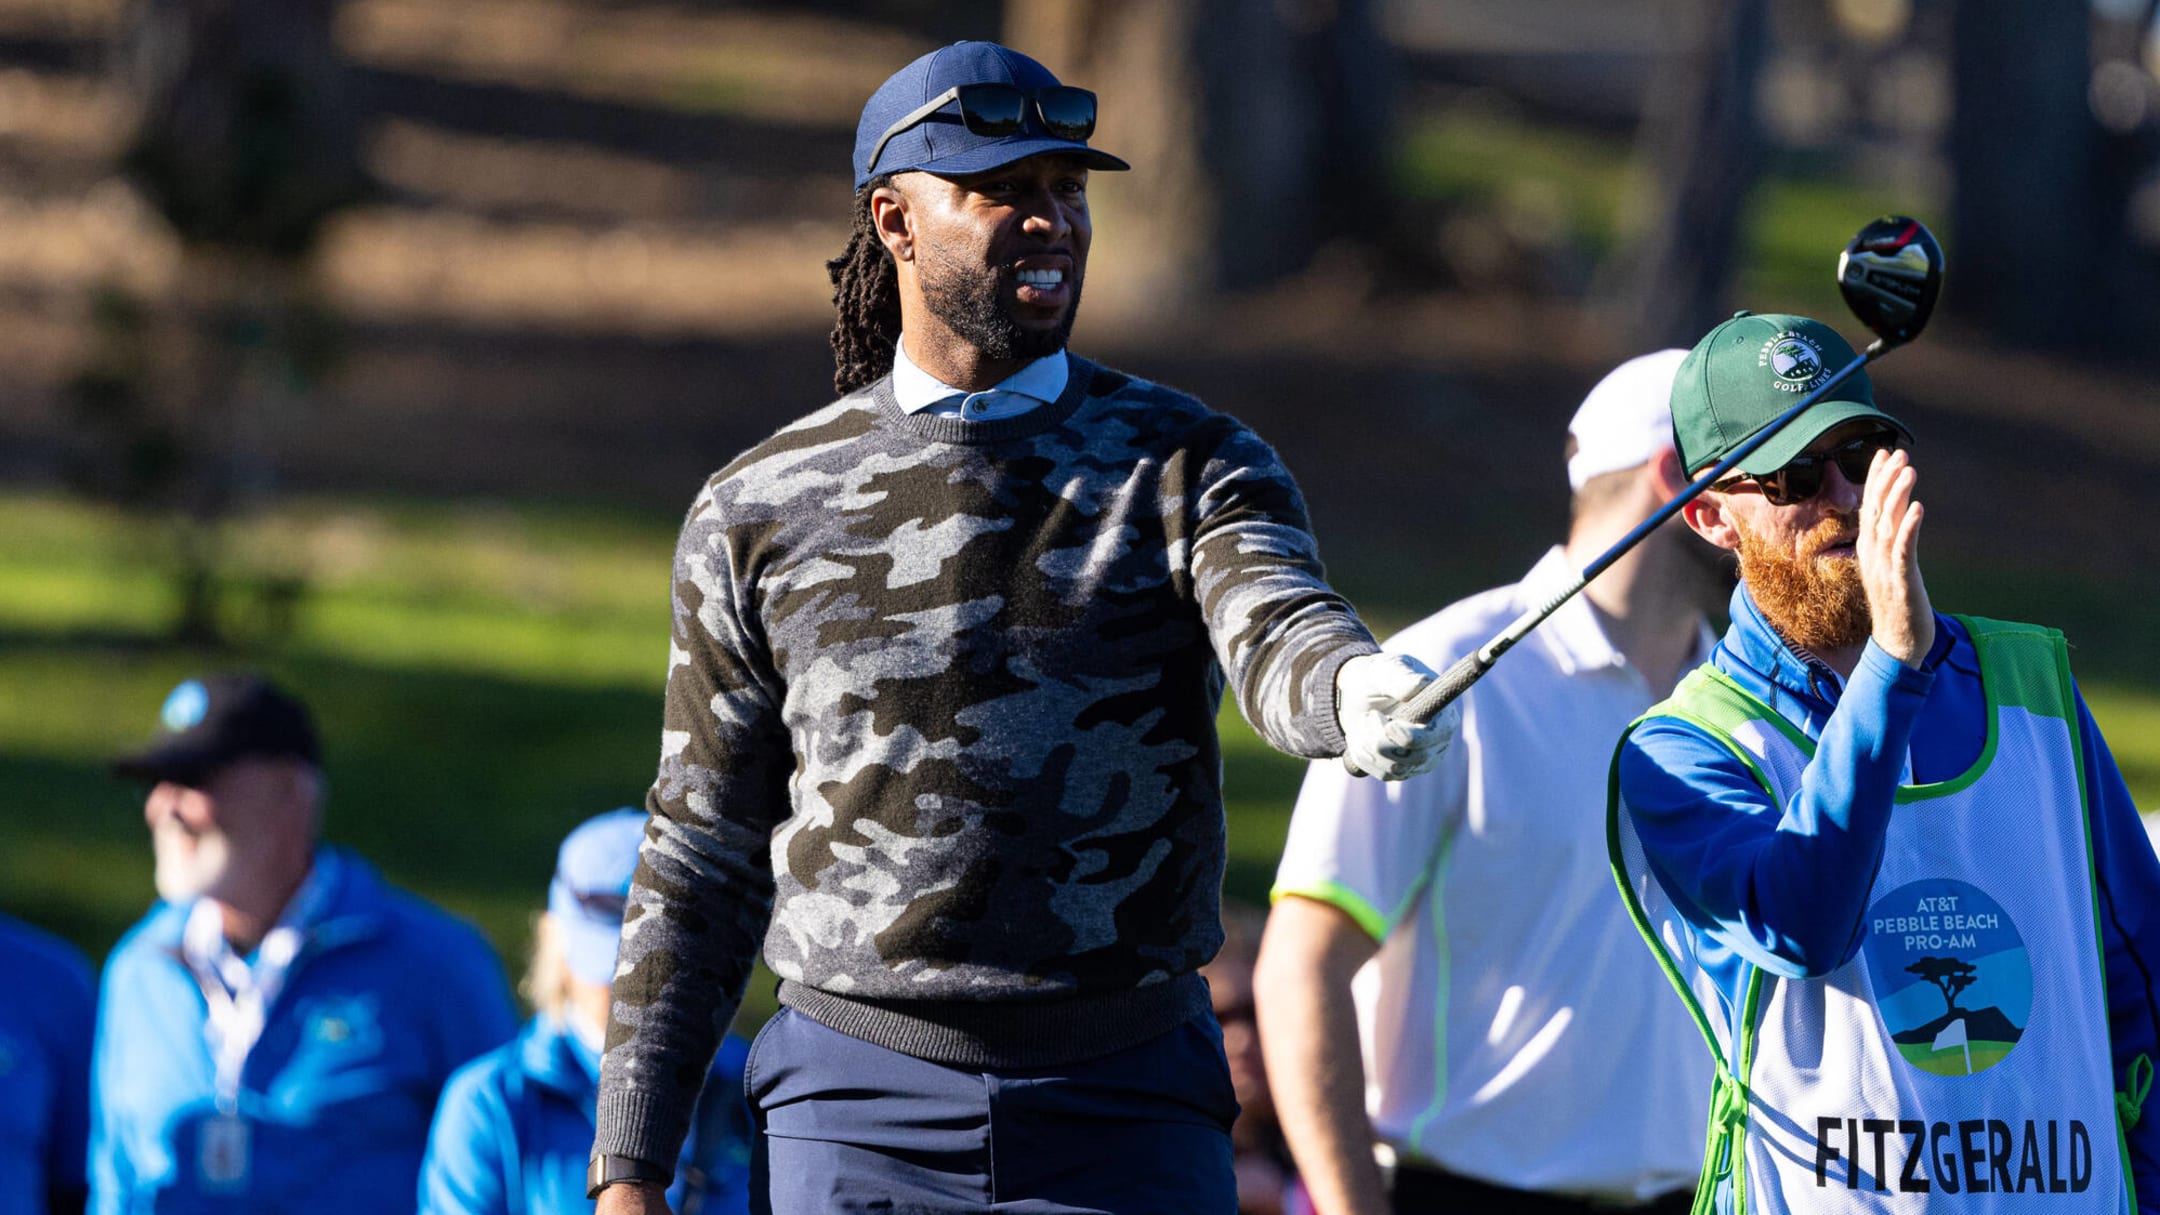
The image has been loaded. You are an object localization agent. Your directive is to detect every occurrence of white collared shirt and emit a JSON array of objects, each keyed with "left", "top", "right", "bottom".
[
  {"left": 891, "top": 338, "right": 1068, "bottom": 421},
  {"left": 1274, "top": 547, "right": 1718, "bottom": 1201},
  {"left": 180, "top": 852, "right": 337, "bottom": 1112}
]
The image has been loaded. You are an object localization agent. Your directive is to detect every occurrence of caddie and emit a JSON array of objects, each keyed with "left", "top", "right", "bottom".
[
  {"left": 589, "top": 38, "right": 1457, "bottom": 1215},
  {"left": 1610, "top": 311, "right": 2160, "bottom": 1212}
]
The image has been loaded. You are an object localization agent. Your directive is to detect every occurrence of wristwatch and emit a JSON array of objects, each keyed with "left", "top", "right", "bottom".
[{"left": 586, "top": 1153, "right": 673, "bottom": 1199}]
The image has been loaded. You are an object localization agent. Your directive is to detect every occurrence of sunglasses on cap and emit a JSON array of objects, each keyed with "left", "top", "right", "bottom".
[
  {"left": 868, "top": 83, "right": 1098, "bottom": 179},
  {"left": 1712, "top": 429, "right": 1907, "bottom": 507},
  {"left": 568, "top": 888, "right": 628, "bottom": 922}
]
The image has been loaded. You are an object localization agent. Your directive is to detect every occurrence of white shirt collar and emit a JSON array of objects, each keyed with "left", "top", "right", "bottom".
[
  {"left": 890, "top": 338, "right": 1069, "bottom": 414},
  {"left": 1519, "top": 546, "right": 1716, "bottom": 679},
  {"left": 181, "top": 850, "right": 337, "bottom": 981},
  {"left": 179, "top": 851, "right": 339, "bottom": 1110}
]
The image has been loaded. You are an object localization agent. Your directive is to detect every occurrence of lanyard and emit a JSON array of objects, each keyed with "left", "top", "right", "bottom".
[{"left": 180, "top": 856, "right": 334, "bottom": 1114}]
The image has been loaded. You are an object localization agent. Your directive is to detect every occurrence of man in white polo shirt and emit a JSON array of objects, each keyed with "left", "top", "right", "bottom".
[{"left": 1256, "top": 351, "right": 1725, "bottom": 1214}]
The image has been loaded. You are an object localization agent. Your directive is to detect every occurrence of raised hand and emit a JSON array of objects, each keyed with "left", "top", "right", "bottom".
[{"left": 1857, "top": 446, "right": 1934, "bottom": 668}]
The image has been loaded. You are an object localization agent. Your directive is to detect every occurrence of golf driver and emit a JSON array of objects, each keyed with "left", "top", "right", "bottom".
[{"left": 1346, "top": 216, "right": 1943, "bottom": 776}]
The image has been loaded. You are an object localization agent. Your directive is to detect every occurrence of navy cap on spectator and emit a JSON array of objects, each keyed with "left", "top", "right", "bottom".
[
  {"left": 853, "top": 40, "right": 1130, "bottom": 189},
  {"left": 112, "top": 673, "right": 321, "bottom": 785}
]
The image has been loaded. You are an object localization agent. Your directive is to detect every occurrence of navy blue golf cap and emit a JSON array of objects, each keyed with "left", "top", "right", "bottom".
[
  {"left": 112, "top": 672, "right": 322, "bottom": 784},
  {"left": 853, "top": 41, "right": 1130, "bottom": 189}
]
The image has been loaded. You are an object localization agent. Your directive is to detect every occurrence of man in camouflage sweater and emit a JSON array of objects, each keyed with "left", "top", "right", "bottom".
[{"left": 590, "top": 41, "right": 1457, "bottom": 1215}]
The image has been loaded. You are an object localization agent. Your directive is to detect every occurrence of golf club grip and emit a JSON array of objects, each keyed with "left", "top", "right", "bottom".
[
  {"left": 1341, "top": 652, "right": 1487, "bottom": 778},
  {"left": 1404, "top": 651, "right": 1487, "bottom": 722}
]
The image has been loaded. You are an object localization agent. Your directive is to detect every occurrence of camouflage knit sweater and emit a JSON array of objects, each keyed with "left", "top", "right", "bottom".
[{"left": 596, "top": 356, "right": 1378, "bottom": 1165}]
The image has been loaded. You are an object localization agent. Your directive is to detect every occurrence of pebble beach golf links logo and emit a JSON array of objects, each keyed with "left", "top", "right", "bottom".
[
  {"left": 1760, "top": 331, "right": 1826, "bottom": 391},
  {"left": 1863, "top": 878, "right": 2032, "bottom": 1077}
]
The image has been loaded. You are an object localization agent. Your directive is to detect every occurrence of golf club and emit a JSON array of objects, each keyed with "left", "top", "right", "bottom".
[{"left": 1346, "top": 216, "right": 1943, "bottom": 776}]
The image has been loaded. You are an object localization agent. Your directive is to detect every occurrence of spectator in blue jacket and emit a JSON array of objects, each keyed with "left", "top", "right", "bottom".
[
  {"left": 1611, "top": 313, "right": 2160, "bottom": 1210},
  {"left": 420, "top": 809, "right": 753, "bottom": 1215},
  {"left": 90, "top": 673, "right": 517, "bottom": 1215},
  {"left": 0, "top": 912, "right": 95, "bottom": 1215}
]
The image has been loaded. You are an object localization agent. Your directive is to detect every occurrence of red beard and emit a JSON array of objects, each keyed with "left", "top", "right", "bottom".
[{"left": 1735, "top": 512, "right": 1871, "bottom": 653}]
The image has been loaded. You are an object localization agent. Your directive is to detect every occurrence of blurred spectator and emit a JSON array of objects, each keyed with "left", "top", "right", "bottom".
[
  {"left": 1257, "top": 352, "right": 1724, "bottom": 1214},
  {"left": 1203, "top": 901, "right": 1311, "bottom": 1215},
  {"left": 420, "top": 809, "right": 752, "bottom": 1215},
  {"left": 90, "top": 673, "right": 516, "bottom": 1213},
  {"left": 0, "top": 912, "right": 95, "bottom": 1215}
]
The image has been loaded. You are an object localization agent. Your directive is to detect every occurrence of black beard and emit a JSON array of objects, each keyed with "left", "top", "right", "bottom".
[{"left": 918, "top": 261, "right": 1080, "bottom": 361}]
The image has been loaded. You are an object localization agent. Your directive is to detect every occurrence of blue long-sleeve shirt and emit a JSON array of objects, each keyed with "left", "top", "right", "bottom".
[{"left": 1619, "top": 586, "right": 2160, "bottom": 1203}]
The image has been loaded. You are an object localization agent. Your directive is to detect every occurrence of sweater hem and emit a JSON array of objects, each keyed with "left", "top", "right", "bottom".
[{"left": 777, "top": 971, "right": 1212, "bottom": 1069}]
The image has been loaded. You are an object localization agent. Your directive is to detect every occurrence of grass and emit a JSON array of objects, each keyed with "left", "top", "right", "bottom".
[{"left": 5, "top": 488, "right": 2158, "bottom": 1033}]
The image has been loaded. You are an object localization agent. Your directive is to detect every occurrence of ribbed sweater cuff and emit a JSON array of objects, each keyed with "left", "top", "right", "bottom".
[
  {"left": 593, "top": 1088, "right": 688, "bottom": 1171},
  {"left": 1310, "top": 640, "right": 1379, "bottom": 757}
]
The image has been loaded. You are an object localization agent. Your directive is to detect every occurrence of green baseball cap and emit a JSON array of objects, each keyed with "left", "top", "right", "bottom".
[{"left": 1670, "top": 311, "right": 1910, "bottom": 476}]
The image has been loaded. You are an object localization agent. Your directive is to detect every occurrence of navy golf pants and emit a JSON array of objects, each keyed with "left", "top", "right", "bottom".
[{"left": 746, "top": 1006, "right": 1239, "bottom": 1214}]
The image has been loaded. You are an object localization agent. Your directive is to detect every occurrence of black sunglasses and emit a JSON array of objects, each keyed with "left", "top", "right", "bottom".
[
  {"left": 1713, "top": 429, "right": 1906, "bottom": 506},
  {"left": 867, "top": 84, "right": 1098, "bottom": 179}
]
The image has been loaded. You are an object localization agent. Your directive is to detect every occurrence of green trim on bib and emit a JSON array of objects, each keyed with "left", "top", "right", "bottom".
[
  {"left": 1608, "top": 714, "right": 1733, "bottom": 1069},
  {"left": 2036, "top": 626, "right": 2149, "bottom": 1214},
  {"left": 1963, "top": 616, "right": 2074, "bottom": 721},
  {"left": 1894, "top": 617, "right": 2065, "bottom": 800},
  {"left": 1727, "top": 969, "right": 1768, "bottom": 1215},
  {"left": 1680, "top": 631, "right": 2016, "bottom": 803},
  {"left": 1608, "top": 708, "right": 1760, "bottom": 1214},
  {"left": 1687, "top": 665, "right": 1813, "bottom": 754}
]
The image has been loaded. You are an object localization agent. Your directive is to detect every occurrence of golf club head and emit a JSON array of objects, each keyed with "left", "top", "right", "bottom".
[{"left": 1838, "top": 216, "right": 1942, "bottom": 346}]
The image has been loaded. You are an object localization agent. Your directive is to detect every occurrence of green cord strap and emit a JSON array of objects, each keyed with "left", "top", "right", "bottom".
[
  {"left": 1711, "top": 1066, "right": 1750, "bottom": 1129},
  {"left": 2119, "top": 1054, "right": 2154, "bottom": 1129},
  {"left": 1688, "top": 1068, "right": 1751, "bottom": 1215}
]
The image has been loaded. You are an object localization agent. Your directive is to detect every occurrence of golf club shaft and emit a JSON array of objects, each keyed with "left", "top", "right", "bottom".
[{"left": 1347, "top": 340, "right": 1893, "bottom": 774}]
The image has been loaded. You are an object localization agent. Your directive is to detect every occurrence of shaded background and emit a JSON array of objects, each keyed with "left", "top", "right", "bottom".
[{"left": 5, "top": 0, "right": 2160, "bottom": 1025}]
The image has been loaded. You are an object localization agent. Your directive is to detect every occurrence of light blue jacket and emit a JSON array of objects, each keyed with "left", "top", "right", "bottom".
[
  {"left": 0, "top": 914, "right": 95, "bottom": 1215},
  {"left": 89, "top": 849, "right": 517, "bottom": 1215},
  {"left": 420, "top": 1017, "right": 751, "bottom": 1215}
]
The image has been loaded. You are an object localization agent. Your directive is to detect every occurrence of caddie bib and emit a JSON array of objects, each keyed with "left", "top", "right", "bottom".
[{"left": 1608, "top": 618, "right": 2143, "bottom": 1214}]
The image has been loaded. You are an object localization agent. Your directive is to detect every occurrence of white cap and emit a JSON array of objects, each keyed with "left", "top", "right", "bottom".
[{"left": 1566, "top": 349, "right": 1688, "bottom": 491}]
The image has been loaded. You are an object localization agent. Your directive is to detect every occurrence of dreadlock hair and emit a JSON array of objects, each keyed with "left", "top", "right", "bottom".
[{"left": 828, "top": 175, "right": 902, "bottom": 396}]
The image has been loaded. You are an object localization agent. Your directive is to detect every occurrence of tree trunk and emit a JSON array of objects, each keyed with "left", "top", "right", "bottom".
[
  {"left": 1006, "top": 0, "right": 1214, "bottom": 324},
  {"left": 105, "top": 0, "right": 356, "bottom": 643},
  {"left": 1004, "top": 0, "right": 1396, "bottom": 321},
  {"left": 116, "top": 0, "right": 366, "bottom": 257},
  {"left": 1616, "top": 0, "right": 1770, "bottom": 350},
  {"left": 1947, "top": 0, "right": 2101, "bottom": 349}
]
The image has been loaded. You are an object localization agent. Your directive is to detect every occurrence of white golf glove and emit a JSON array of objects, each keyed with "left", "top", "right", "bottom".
[{"left": 1335, "top": 652, "right": 1461, "bottom": 781}]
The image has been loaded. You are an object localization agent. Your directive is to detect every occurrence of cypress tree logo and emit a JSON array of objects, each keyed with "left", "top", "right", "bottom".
[
  {"left": 1862, "top": 879, "right": 2031, "bottom": 1077},
  {"left": 1759, "top": 331, "right": 1826, "bottom": 392}
]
